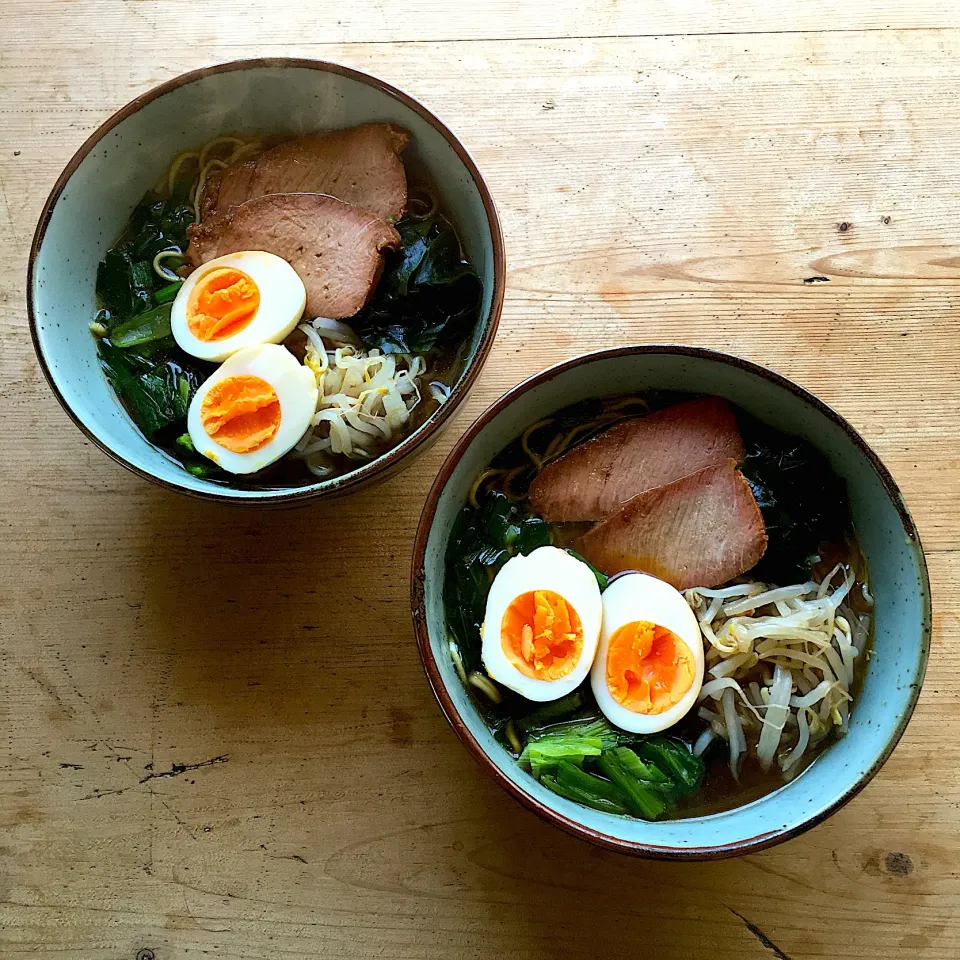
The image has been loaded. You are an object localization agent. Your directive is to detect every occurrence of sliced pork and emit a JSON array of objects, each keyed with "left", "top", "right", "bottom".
[
  {"left": 574, "top": 460, "right": 767, "bottom": 590},
  {"left": 187, "top": 193, "right": 401, "bottom": 319},
  {"left": 529, "top": 397, "right": 746, "bottom": 523},
  {"left": 200, "top": 123, "right": 409, "bottom": 222}
]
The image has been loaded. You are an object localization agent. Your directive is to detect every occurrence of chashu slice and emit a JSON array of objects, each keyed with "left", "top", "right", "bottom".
[
  {"left": 200, "top": 123, "right": 409, "bottom": 222},
  {"left": 529, "top": 397, "right": 746, "bottom": 523},
  {"left": 187, "top": 193, "right": 401, "bottom": 320},
  {"left": 574, "top": 460, "right": 767, "bottom": 590}
]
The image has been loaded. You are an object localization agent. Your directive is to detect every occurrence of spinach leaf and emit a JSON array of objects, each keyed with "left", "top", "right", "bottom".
[
  {"left": 633, "top": 739, "right": 704, "bottom": 794},
  {"left": 563, "top": 548, "right": 609, "bottom": 591},
  {"left": 595, "top": 751, "right": 668, "bottom": 819},
  {"left": 518, "top": 516, "right": 552, "bottom": 554},
  {"left": 515, "top": 693, "right": 586, "bottom": 735},
  {"left": 353, "top": 214, "right": 481, "bottom": 355},
  {"left": 172, "top": 431, "right": 224, "bottom": 480},
  {"left": 414, "top": 225, "right": 476, "bottom": 287},
  {"left": 518, "top": 717, "right": 621, "bottom": 776},
  {"left": 540, "top": 762, "right": 627, "bottom": 813},
  {"left": 96, "top": 187, "right": 194, "bottom": 324},
  {"left": 124, "top": 191, "right": 194, "bottom": 261},
  {"left": 480, "top": 491, "right": 514, "bottom": 546},
  {"left": 161, "top": 200, "right": 195, "bottom": 251},
  {"left": 108, "top": 303, "right": 173, "bottom": 348},
  {"left": 98, "top": 341, "right": 206, "bottom": 439},
  {"left": 96, "top": 248, "right": 152, "bottom": 318},
  {"left": 442, "top": 492, "right": 555, "bottom": 677},
  {"left": 153, "top": 280, "right": 183, "bottom": 304}
]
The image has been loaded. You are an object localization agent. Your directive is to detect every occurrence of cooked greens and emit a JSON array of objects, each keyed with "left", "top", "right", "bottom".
[
  {"left": 92, "top": 179, "right": 218, "bottom": 476},
  {"left": 96, "top": 186, "right": 193, "bottom": 321},
  {"left": 98, "top": 341, "right": 204, "bottom": 440},
  {"left": 353, "top": 214, "right": 481, "bottom": 355},
  {"left": 519, "top": 716, "right": 704, "bottom": 820},
  {"left": 107, "top": 303, "right": 174, "bottom": 349},
  {"left": 519, "top": 717, "right": 620, "bottom": 777},
  {"left": 444, "top": 491, "right": 551, "bottom": 674},
  {"left": 92, "top": 144, "right": 482, "bottom": 487}
]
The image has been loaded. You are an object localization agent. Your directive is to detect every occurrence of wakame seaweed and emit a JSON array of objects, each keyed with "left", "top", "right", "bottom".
[
  {"left": 352, "top": 214, "right": 481, "bottom": 355},
  {"left": 738, "top": 417, "right": 850, "bottom": 583}
]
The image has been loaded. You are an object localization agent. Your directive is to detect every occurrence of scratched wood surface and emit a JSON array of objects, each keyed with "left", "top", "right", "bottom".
[{"left": 2, "top": 3, "right": 960, "bottom": 958}]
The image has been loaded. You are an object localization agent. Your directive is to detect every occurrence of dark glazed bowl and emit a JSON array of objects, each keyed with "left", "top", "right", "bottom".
[
  {"left": 29, "top": 58, "right": 504, "bottom": 504},
  {"left": 411, "top": 346, "right": 931, "bottom": 859}
]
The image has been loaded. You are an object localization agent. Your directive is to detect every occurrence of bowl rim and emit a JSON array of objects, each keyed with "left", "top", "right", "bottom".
[
  {"left": 410, "top": 344, "right": 932, "bottom": 859},
  {"left": 27, "top": 56, "right": 505, "bottom": 504}
]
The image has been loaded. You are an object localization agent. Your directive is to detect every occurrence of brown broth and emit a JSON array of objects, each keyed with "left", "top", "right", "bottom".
[
  {"left": 95, "top": 134, "right": 479, "bottom": 490},
  {"left": 452, "top": 391, "right": 874, "bottom": 819}
]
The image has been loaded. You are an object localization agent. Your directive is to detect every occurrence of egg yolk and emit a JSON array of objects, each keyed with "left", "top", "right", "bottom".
[
  {"left": 200, "top": 375, "right": 281, "bottom": 453},
  {"left": 501, "top": 590, "right": 583, "bottom": 680},
  {"left": 187, "top": 267, "right": 260, "bottom": 342},
  {"left": 606, "top": 620, "right": 694, "bottom": 715}
]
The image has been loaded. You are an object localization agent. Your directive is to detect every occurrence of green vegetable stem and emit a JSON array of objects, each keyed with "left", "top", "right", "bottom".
[
  {"left": 108, "top": 303, "right": 173, "bottom": 348},
  {"left": 518, "top": 718, "right": 705, "bottom": 821}
]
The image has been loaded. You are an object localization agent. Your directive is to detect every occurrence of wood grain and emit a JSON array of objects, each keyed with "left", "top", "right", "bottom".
[
  {"left": 3, "top": 0, "right": 960, "bottom": 48},
  {"left": 2, "top": 5, "right": 959, "bottom": 959}
]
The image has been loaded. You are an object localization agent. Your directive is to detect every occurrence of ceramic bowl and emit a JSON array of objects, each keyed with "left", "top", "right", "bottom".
[
  {"left": 29, "top": 58, "right": 504, "bottom": 504},
  {"left": 411, "top": 345, "right": 931, "bottom": 859}
]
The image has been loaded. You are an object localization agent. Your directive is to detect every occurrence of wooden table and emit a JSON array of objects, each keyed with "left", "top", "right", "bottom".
[{"left": 2, "top": 3, "right": 959, "bottom": 957}]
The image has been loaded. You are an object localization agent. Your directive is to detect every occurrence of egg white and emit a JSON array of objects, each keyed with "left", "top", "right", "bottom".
[
  {"left": 188, "top": 343, "right": 318, "bottom": 475},
  {"left": 481, "top": 546, "right": 603, "bottom": 701},
  {"left": 172, "top": 251, "right": 306, "bottom": 362},
  {"left": 591, "top": 572, "right": 705, "bottom": 734}
]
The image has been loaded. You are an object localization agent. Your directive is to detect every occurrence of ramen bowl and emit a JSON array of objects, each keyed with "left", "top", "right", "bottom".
[
  {"left": 29, "top": 58, "right": 504, "bottom": 503},
  {"left": 411, "top": 346, "right": 930, "bottom": 858}
]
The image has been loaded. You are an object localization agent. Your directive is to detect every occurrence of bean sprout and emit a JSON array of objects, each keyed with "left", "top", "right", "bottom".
[
  {"left": 429, "top": 381, "right": 452, "bottom": 404},
  {"left": 685, "top": 565, "right": 865, "bottom": 777},
  {"left": 293, "top": 322, "right": 432, "bottom": 477}
]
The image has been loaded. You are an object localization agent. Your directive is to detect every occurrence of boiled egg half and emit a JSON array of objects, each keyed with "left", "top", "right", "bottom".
[
  {"left": 591, "top": 572, "right": 704, "bottom": 733},
  {"left": 172, "top": 251, "right": 306, "bottom": 362},
  {"left": 481, "top": 546, "right": 602, "bottom": 701},
  {"left": 187, "top": 343, "right": 318, "bottom": 475}
]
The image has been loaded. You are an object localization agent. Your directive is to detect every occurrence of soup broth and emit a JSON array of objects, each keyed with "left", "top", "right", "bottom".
[
  {"left": 444, "top": 392, "right": 872, "bottom": 820},
  {"left": 91, "top": 130, "right": 482, "bottom": 487}
]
